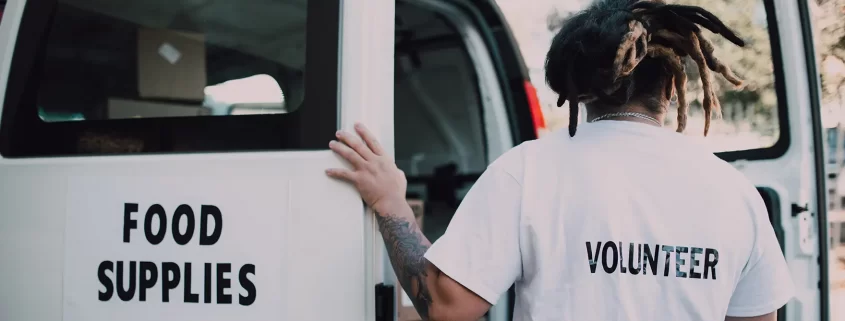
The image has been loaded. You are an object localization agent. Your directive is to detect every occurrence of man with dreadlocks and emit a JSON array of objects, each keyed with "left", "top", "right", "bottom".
[{"left": 326, "top": 0, "right": 794, "bottom": 320}]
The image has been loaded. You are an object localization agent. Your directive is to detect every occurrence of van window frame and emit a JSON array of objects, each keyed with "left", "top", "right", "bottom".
[
  {"left": 714, "top": 0, "right": 790, "bottom": 162},
  {"left": 0, "top": 0, "right": 340, "bottom": 158}
]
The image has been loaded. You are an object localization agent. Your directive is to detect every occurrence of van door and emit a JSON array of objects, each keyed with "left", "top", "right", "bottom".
[
  {"left": 707, "top": 0, "right": 830, "bottom": 320},
  {"left": 806, "top": 0, "right": 845, "bottom": 319},
  {"left": 644, "top": 0, "right": 828, "bottom": 319},
  {"left": 0, "top": 0, "right": 393, "bottom": 320},
  {"left": 647, "top": 0, "right": 830, "bottom": 319}
]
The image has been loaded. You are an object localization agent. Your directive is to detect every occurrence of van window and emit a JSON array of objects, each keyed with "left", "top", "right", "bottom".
[
  {"left": 500, "top": 0, "right": 787, "bottom": 157},
  {"left": 0, "top": 0, "right": 340, "bottom": 157},
  {"left": 671, "top": 0, "right": 785, "bottom": 155}
]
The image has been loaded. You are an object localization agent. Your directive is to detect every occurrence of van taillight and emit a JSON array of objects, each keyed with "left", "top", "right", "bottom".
[{"left": 524, "top": 81, "right": 546, "bottom": 137}]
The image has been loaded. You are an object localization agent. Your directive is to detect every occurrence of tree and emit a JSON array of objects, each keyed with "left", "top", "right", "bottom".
[
  {"left": 674, "top": 0, "right": 779, "bottom": 134},
  {"left": 540, "top": 0, "right": 845, "bottom": 141},
  {"left": 813, "top": 0, "right": 845, "bottom": 110}
]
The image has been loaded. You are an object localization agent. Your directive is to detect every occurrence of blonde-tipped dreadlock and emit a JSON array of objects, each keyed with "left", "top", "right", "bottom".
[{"left": 544, "top": 0, "right": 746, "bottom": 137}]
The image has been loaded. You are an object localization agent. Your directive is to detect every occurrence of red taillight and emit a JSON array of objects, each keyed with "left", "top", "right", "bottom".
[{"left": 524, "top": 81, "right": 546, "bottom": 137}]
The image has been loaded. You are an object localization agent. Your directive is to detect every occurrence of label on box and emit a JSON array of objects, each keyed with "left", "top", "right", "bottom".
[{"left": 158, "top": 42, "right": 182, "bottom": 64}]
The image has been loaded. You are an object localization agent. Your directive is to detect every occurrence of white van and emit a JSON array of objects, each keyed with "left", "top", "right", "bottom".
[
  {"left": 0, "top": 0, "right": 542, "bottom": 320},
  {"left": 0, "top": 1, "right": 836, "bottom": 321}
]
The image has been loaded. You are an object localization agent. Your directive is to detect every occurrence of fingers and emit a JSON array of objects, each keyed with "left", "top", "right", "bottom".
[
  {"left": 354, "top": 123, "right": 385, "bottom": 156},
  {"left": 329, "top": 140, "right": 367, "bottom": 169},
  {"left": 325, "top": 168, "right": 357, "bottom": 182},
  {"left": 336, "top": 129, "right": 375, "bottom": 160}
]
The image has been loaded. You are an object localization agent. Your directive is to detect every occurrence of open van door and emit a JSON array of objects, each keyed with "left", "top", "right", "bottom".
[
  {"left": 0, "top": 0, "right": 395, "bottom": 320},
  {"left": 674, "top": 0, "right": 831, "bottom": 320}
]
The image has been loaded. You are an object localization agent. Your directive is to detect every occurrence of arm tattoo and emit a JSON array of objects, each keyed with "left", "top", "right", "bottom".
[{"left": 376, "top": 213, "right": 434, "bottom": 319}]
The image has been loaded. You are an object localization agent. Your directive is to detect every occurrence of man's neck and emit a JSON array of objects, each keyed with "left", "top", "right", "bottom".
[{"left": 586, "top": 105, "right": 665, "bottom": 127}]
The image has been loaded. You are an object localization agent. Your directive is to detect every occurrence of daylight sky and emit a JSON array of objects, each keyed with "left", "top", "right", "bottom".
[
  {"left": 495, "top": 0, "right": 592, "bottom": 113},
  {"left": 495, "top": 0, "right": 586, "bottom": 70}
]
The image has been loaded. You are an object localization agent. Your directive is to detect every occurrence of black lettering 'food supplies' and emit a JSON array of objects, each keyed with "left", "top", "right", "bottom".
[
  {"left": 325, "top": 0, "right": 795, "bottom": 320},
  {"left": 98, "top": 203, "right": 257, "bottom": 306}
]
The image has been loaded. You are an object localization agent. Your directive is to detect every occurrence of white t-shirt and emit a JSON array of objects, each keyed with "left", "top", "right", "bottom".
[{"left": 424, "top": 120, "right": 794, "bottom": 321}]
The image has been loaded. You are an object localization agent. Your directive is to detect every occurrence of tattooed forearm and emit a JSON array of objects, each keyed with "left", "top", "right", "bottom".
[{"left": 376, "top": 212, "right": 434, "bottom": 320}]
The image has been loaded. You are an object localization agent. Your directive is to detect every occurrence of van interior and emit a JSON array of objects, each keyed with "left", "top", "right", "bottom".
[{"left": 395, "top": 2, "right": 489, "bottom": 242}]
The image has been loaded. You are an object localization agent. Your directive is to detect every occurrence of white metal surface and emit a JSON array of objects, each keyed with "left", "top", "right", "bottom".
[
  {"left": 727, "top": 0, "right": 826, "bottom": 320},
  {"left": 337, "top": 0, "right": 396, "bottom": 319},
  {"left": 0, "top": 0, "right": 394, "bottom": 321},
  {"left": 0, "top": 155, "right": 368, "bottom": 320}
]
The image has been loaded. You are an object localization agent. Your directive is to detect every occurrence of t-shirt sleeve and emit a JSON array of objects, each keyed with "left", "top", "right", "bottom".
[
  {"left": 725, "top": 186, "right": 795, "bottom": 317},
  {"left": 423, "top": 161, "right": 523, "bottom": 305}
]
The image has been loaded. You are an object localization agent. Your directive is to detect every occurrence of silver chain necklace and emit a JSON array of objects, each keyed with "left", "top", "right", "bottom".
[{"left": 589, "top": 112, "right": 661, "bottom": 126}]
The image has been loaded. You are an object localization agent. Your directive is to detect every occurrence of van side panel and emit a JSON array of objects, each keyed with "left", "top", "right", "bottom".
[{"left": 0, "top": 154, "right": 366, "bottom": 320}]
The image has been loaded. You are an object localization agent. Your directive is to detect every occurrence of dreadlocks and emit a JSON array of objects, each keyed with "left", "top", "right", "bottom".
[{"left": 545, "top": 0, "right": 746, "bottom": 137}]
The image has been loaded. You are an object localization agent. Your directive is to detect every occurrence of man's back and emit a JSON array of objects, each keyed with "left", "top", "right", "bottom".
[{"left": 424, "top": 121, "right": 794, "bottom": 321}]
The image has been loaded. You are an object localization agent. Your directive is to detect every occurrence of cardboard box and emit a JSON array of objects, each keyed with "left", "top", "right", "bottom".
[
  {"left": 107, "top": 98, "right": 210, "bottom": 120},
  {"left": 138, "top": 28, "right": 207, "bottom": 101}
]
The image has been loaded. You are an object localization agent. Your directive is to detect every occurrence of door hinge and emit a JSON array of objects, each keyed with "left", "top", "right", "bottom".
[
  {"left": 791, "top": 203, "right": 809, "bottom": 217},
  {"left": 375, "top": 283, "right": 395, "bottom": 321}
]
